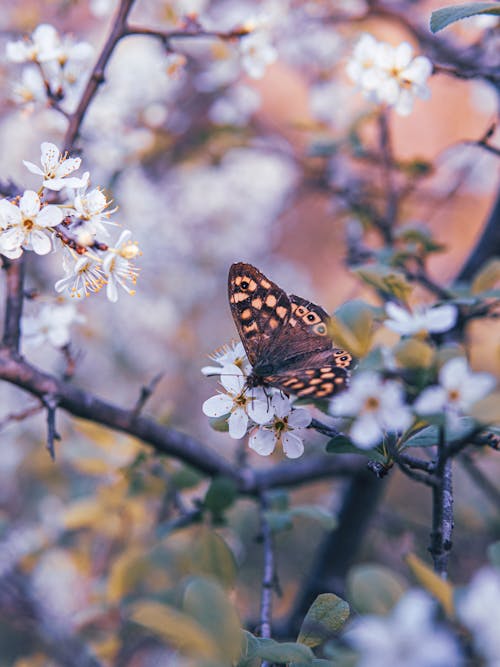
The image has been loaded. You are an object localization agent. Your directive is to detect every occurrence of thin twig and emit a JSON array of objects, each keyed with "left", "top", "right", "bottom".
[
  {"left": 258, "top": 493, "right": 275, "bottom": 659},
  {"left": 0, "top": 402, "right": 43, "bottom": 430},
  {"left": 132, "top": 372, "right": 164, "bottom": 418},
  {"left": 429, "top": 426, "right": 454, "bottom": 577},
  {"left": 42, "top": 394, "right": 60, "bottom": 461}
]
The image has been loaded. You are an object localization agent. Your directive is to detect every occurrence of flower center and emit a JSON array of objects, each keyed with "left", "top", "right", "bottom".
[
  {"left": 23, "top": 218, "right": 34, "bottom": 231},
  {"left": 273, "top": 417, "right": 288, "bottom": 433},
  {"left": 447, "top": 389, "right": 460, "bottom": 403},
  {"left": 364, "top": 396, "right": 380, "bottom": 412}
]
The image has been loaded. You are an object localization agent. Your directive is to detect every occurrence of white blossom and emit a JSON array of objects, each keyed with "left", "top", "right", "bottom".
[
  {"left": 55, "top": 251, "right": 107, "bottom": 298},
  {"left": 414, "top": 357, "right": 496, "bottom": 427},
  {"left": 346, "top": 33, "right": 433, "bottom": 116},
  {"left": 249, "top": 394, "right": 311, "bottom": 459},
  {"left": 457, "top": 567, "right": 500, "bottom": 666},
  {"left": 101, "top": 230, "right": 140, "bottom": 302},
  {"left": 24, "top": 142, "right": 86, "bottom": 192},
  {"left": 384, "top": 302, "right": 458, "bottom": 336},
  {"left": 11, "top": 66, "right": 47, "bottom": 107},
  {"left": 6, "top": 24, "right": 61, "bottom": 64},
  {"left": 202, "top": 364, "right": 272, "bottom": 439},
  {"left": 22, "top": 301, "right": 85, "bottom": 348},
  {"left": 347, "top": 589, "right": 463, "bottom": 667},
  {"left": 330, "top": 372, "right": 413, "bottom": 448},
  {"left": 71, "top": 173, "right": 117, "bottom": 237},
  {"left": 239, "top": 31, "right": 278, "bottom": 79},
  {"left": 201, "top": 341, "right": 251, "bottom": 376},
  {"left": 0, "top": 191, "right": 62, "bottom": 258}
]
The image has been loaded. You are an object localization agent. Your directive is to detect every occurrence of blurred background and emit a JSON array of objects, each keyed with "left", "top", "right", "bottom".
[{"left": 0, "top": 0, "right": 499, "bottom": 664}]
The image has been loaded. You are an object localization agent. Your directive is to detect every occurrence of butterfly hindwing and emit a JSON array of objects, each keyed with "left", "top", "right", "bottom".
[{"left": 228, "top": 262, "right": 354, "bottom": 398}]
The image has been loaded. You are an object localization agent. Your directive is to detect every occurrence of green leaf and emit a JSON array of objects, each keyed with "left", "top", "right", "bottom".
[
  {"left": 252, "top": 637, "right": 314, "bottom": 663},
  {"left": 430, "top": 3, "right": 500, "bottom": 32},
  {"left": 190, "top": 527, "right": 238, "bottom": 588},
  {"left": 402, "top": 418, "right": 476, "bottom": 449},
  {"left": 290, "top": 505, "right": 337, "bottom": 531},
  {"left": 209, "top": 415, "right": 230, "bottom": 432},
  {"left": 263, "top": 510, "right": 294, "bottom": 532},
  {"left": 204, "top": 476, "right": 238, "bottom": 516},
  {"left": 329, "top": 300, "right": 376, "bottom": 358},
  {"left": 238, "top": 631, "right": 262, "bottom": 667},
  {"left": 183, "top": 577, "right": 242, "bottom": 663},
  {"left": 297, "top": 593, "right": 350, "bottom": 648},
  {"left": 487, "top": 541, "right": 500, "bottom": 568},
  {"left": 170, "top": 465, "right": 204, "bottom": 490},
  {"left": 355, "top": 266, "right": 412, "bottom": 303},
  {"left": 347, "top": 564, "right": 407, "bottom": 614},
  {"left": 326, "top": 435, "right": 387, "bottom": 463},
  {"left": 471, "top": 258, "right": 500, "bottom": 294},
  {"left": 267, "top": 489, "right": 289, "bottom": 511}
]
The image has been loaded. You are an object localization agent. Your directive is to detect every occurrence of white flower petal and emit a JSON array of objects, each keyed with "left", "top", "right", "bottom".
[
  {"left": 220, "top": 365, "right": 244, "bottom": 394},
  {"left": 23, "top": 160, "right": 44, "bottom": 176},
  {"left": 249, "top": 428, "right": 276, "bottom": 456},
  {"left": 424, "top": 305, "right": 457, "bottom": 333},
  {"left": 282, "top": 432, "right": 305, "bottom": 459},
  {"left": 439, "top": 357, "right": 468, "bottom": 389},
  {"left": 36, "top": 204, "right": 63, "bottom": 227},
  {"left": 202, "top": 394, "right": 233, "bottom": 417},
  {"left": 19, "top": 191, "right": 40, "bottom": 217},
  {"left": 0, "top": 200, "right": 22, "bottom": 228},
  {"left": 350, "top": 413, "right": 383, "bottom": 449},
  {"left": 288, "top": 407, "right": 312, "bottom": 429},
  {"left": 41, "top": 142, "right": 60, "bottom": 169},
  {"left": 247, "top": 398, "right": 273, "bottom": 425},
  {"left": 228, "top": 408, "right": 248, "bottom": 439},
  {"left": 271, "top": 393, "right": 292, "bottom": 419},
  {"left": 414, "top": 386, "right": 447, "bottom": 415},
  {"left": 30, "top": 230, "right": 52, "bottom": 255}
]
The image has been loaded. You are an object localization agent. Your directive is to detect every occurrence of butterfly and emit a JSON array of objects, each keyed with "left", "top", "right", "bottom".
[{"left": 228, "top": 262, "right": 354, "bottom": 399}]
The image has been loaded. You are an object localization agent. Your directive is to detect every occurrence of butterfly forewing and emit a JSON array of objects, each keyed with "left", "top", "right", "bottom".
[{"left": 228, "top": 262, "right": 354, "bottom": 398}]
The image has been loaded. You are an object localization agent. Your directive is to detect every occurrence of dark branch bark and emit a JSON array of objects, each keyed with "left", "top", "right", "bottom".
[
  {"left": 2, "top": 258, "right": 25, "bottom": 352},
  {"left": 258, "top": 494, "right": 275, "bottom": 654},
  {"left": 429, "top": 427, "right": 454, "bottom": 577},
  {"left": 287, "top": 468, "right": 386, "bottom": 634}
]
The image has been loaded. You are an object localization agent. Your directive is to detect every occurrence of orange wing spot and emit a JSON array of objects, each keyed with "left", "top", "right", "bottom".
[
  {"left": 282, "top": 378, "right": 298, "bottom": 387},
  {"left": 297, "top": 386, "right": 317, "bottom": 396},
  {"left": 289, "top": 317, "right": 297, "bottom": 326},
  {"left": 291, "top": 303, "right": 297, "bottom": 313},
  {"left": 320, "top": 367, "right": 332, "bottom": 373},
  {"left": 269, "top": 317, "right": 279, "bottom": 329},
  {"left": 251, "top": 297, "right": 263, "bottom": 309},
  {"left": 320, "top": 372, "right": 335, "bottom": 379},
  {"left": 260, "top": 279, "right": 271, "bottom": 289},
  {"left": 276, "top": 305, "right": 287, "bottom": 319},
  {"left": 290, "top": 382, "right": 305, "bottom": 390},
  {"left": 241, "top": 308, "right": 252, "bottom": 320},
  {"left": 305, "top": 369, "right": 315, "bottom": 376},
  {"left": 309, "top": 378, "right": 322, "bottom": 385},
  {"left": 320, "top": 382, "right": 334, "bottom": 394},
  {"left": 265, "top": 294, "right": 277, "bottom": 307},
  {"left": 233, "top": 292, "right": 251, "bottom": 303},
  {"left": 295, "top": 306, "right": 307, "bottom": 316},
  {"left": 315, "top": 389, "right": 330, "bottom": 398},
  {"left": 248, "top": 279, "right": 258, "bottom": 292},
  {"left": 235, "top": 276, "right": 242, "bottom": 286},
  {"left": 243, "top": 322, "right": 259, "bottom": 333},
  {"left": 334, "top": 376, "right": 345, "bottom": 384}
]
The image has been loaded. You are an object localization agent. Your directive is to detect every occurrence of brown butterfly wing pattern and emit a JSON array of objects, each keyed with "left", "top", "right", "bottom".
[{"left": 228, "top": 262, "right": 354, "bottom": 398}]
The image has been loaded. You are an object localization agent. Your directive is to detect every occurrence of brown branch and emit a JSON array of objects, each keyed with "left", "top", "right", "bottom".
[
  {"left": 63, "top": 0, "right": 136, "bottom": 152},
  {"left": 2, "top": 257, "right": 25, "bottom": 352},
  {"left": 0, "top": 347, "right": 362, "bottom": 493},
  {"left": 429, "top": 426, "right": 454, "bottom": 577}
]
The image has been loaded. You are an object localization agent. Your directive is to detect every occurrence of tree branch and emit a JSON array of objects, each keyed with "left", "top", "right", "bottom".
[
  {"left": 2, "top": 257, "right": 25, "bottom": 352},
  {"left": 429, "top": 426, "right": 454, "bottom": 577},
  {"left": 258, "top": 493, "right": 275, "bottom": 656}
]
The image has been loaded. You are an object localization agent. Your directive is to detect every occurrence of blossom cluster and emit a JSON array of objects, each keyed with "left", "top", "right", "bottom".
[
  {"left": 346, "top": 33, "right": 433, "bottom": 116},
  {"left": 6, "top": 24, "right": 94, "bottom": 111},
  {"left": 201, "top": 342, "right": 312, "bottom": 459},
  {"left": 203, "top": 303, "right": 496, "bottom": 457},
  {"left": 0, "top": 142, "right": 140, "bottom": 303}
]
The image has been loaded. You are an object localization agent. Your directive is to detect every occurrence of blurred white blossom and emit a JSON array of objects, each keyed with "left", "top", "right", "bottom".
[
  {"left": 55, "top": 251, "right": 107, "bottom": 298},
  {"left": 209, "top": 84, "right": 261, "bottom": 126},
  {"left": 384, "top": 302, "right": 458, "bottom": 336},
  {"left": 330, "top": 372, "right": 412, "bottom": 448},
  {"left": 347, "top": 589, "right": 463, "bottom": 667},
  {"left": 249, "top": 394, "right": 311, "bottom": 458},
  {"left": 346, "top": 33, "right": 432, "bottom": 115},
  {"left": 414, "top": 357, "right": 496, "bottom": 427},
  {"left": 202, "top": 364, "right": 272, "bottom": 438},
  {"left": 239, "top": 31, "right": 278, "bottom": 79},
  {"left": 457, "top": 567, "right": 500, "bottom": 666},
  {"left": 102, "top": 230, "right": 140, "bottom": 302},
  {"left": 22, "top": 301, "right": 85, "bottom": 348}
]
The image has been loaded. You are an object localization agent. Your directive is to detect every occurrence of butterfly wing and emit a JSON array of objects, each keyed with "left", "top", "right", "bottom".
[
  {"left": 228, "top": 262, "right": 292, "bottom": 366},
  {"left": 265, "top": 349, "right": 351, "bottom": 398}
]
